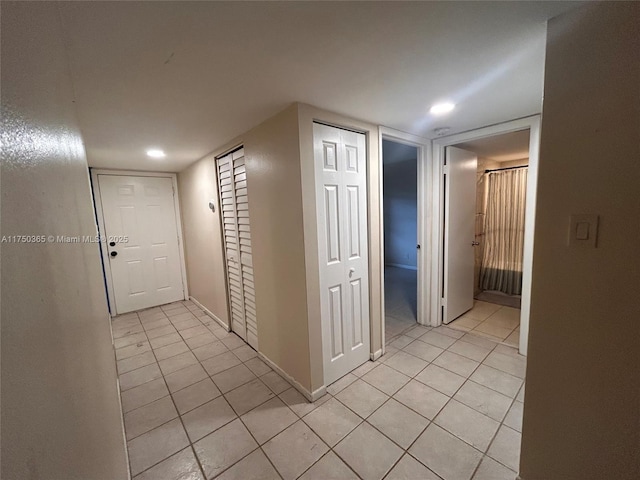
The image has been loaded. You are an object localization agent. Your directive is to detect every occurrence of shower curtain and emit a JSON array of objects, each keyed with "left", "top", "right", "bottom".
[{"left": 479, "top": 167, "right": 527, "bottom": 295}]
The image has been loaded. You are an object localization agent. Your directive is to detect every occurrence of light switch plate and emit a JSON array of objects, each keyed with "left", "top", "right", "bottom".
[{"left": 568, "top": 214, "right": 599, "bottom": 248}]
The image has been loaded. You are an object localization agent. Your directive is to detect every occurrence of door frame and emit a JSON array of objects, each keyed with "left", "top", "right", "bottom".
[
  {"left": 378, "top": 128, "right": 432, "bottom": 351},
  {"left": 431, "top": 115, "right": 541, "bottom": 355},
  {"left": 90, "top": 169, "right": 189, "bottom": 316}
]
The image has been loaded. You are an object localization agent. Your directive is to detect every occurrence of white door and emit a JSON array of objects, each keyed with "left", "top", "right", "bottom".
[
  {"left": 314, "top": 123, "right": 370, "bottom": 385},
  {"left": 443, "top": 147, "right": 477, "bottom": 323},
  {"left": 217, "top": 148, "right": 258, "bottom": 349},
  {"left": 98, "top": 175, "right": 185, "bottom": 314}
]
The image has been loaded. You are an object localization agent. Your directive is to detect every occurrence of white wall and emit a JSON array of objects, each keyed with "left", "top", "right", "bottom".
[
  {"left": 1, "top": 3, "right": 129, "bottom": 479},
  {"left": 383, "top": 141, "right": 418, "bottom": 269},
  {"left": 520, "top": 2, "right": 640, "bottom": 479}
]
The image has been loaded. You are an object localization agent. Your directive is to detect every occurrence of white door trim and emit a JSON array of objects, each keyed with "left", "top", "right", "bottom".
[
  {"left": 90, "top": 169, "right": 189, "bottom": 316},
  {"left": 431, "top": 115, "right": 541, "bottom": 355},
  {"left": 378, "top": 128, "right": 434, "bottom": 353}
]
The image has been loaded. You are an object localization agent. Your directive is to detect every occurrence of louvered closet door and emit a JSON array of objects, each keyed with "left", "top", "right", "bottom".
[{"left": 217, "top": 148, "right": 258, "bottom": 349}]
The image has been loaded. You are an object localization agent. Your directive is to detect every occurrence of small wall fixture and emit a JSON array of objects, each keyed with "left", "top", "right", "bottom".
[
  {"left": 430, "top": 102, "right": 455, "bottom": 115},
  {"left": 146, "top": 148, "right": 166, "bottom": 158}
]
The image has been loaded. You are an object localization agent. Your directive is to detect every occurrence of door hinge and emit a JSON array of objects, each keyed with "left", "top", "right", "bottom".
[{"left": 443, "top": 165, "right": 449, "bottom": 174}]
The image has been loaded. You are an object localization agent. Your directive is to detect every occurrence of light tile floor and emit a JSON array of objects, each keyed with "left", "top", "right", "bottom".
[
  {"left": 384, "top": 266, "right": 418, "bottom": 342},
  {"left": 449, "top": 301, "right": 521, "bottom": 347},
  {"left": 113, "top": 300, "right": 525, "bottom": 480}
]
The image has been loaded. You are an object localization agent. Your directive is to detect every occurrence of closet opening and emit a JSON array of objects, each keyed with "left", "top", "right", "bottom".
[
  {"left": 382, "top": 139, "right": 419, "bottom": 342},
  {"left": 447, "top": 129, "right": 530, "bottom": 347}
]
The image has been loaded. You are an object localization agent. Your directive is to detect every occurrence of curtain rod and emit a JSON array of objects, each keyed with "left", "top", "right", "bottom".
[{"left": 485, "top": 165, "right": 528, "bottom": 173}]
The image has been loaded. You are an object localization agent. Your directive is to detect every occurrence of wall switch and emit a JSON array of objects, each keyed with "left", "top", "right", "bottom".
[{"left": 569, "top": 214, "right": 598, "bottom": 248}]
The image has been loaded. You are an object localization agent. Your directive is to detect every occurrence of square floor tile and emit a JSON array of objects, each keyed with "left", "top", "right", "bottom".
[
  {"left": 474, "top": 321, "right": 513, "bottom": 340},
  {"left": 482, "top": 351, "right": 526, "bottom": 379},
  {"left": 401, "top": 340, "right": 444, "bottom": 362},
  {"left": 279, "top": 388, "right": 329, "bottom": 417},
  {"left": 472, "top": 456, "right": 517, "bottom": 480},
  {"left": 149, "top": 333, "right": 182, "bottom": 349},
  {"left": 215, "top": 448, "right": 280, "bottom": 480},
  {"left": 113, "top": 323, "right": 144, "bottom": 339},
  {"left": 303, "top": 398, "right": 361, "bottom": 446},
  {"left": 211, "top": 364, "right": 256, "bottom": 393},
  {"left": 146, "top": 325, "right": 178, "bottom": 340},
  {"left": 389, "top": 335, "right": 415, "bottom": 349},
  {"left": 434, "top": 399, "right": 499, "bottom": 451},
  {"left": 117, "top": 351, "right": 157, "bottom": 375},
  {"left": 460, "top": 333, "right": 498, "bottom": 349},
  {"left": 233, "top": 344, "right": 258, "bottom": 362},
  {"left": 367, "top": 398, "right": 428, "bottom": 448},
  {"left": 464, "top": 301, "right": 501, "bottom": 321},
  {"left": 409, "top": 424, "right": 482, "bottom": 480},
  {"left": 503, "top": 400, "right": 523, "bottom": 432},
  {"left": 133, "top": 447, "right": 204, "bottom": 480},
  {"left": 415, "top": 364, "right": 466, "bottom": 397},
  {"left": 261, "top": 371, "right": 291, "bottom": 395},
  {"left": 487, "top": 425, "right": 521, "bottom": 471},
  {"left": 194, "top": 419, "right": 257, "bottom": 479},
  {"left": 362, "top": 364, "right": 410, "bottom": 396},
  {"left": 298, "top": 451, "right": 358, "bottom": 480},
  {"left": 158, "top": 351, "right": 198, "bottom": 375},
  {"left": 141, "top": 318, "right": 171, "bottom": 332},
  {"left": 334, "top": 422, "right": 403, "bottom": 480},
  {"left": 164, "top": 363, "right": 208, "bottom": 393},
  {"left": 335, "top": 379, "right": 389, "bottom": 418},
  {"left": 171, "top": 378, "right": 221, "bottom": 415},
  {"left": 448, "top": 340, "right": 492, "bottom": 362},
  {"left": 385, "top": 454, "right": 440, "bottom": 480},
  {"left": 124, "top": 396, "right": 177, "bottom": 440},
  {"left": 420, "top": 330, "right": 457, "bottom": 349},
  {"left": 120, "top": 363, "right": 163, "bottom": 391},
  {"left": 220, "top": 334, "right": 246, "bottom": 350},
  {"left": 469, "top": 365, "right": 523, "bottom": 398},
  {"left": 263, "top": 420, "right": 329, "bottom": 480},
  {"left": 191, "top": 340, "right": 229, "bottom": 362},
  {"left": 241, "top": 396, "right": 298, "bottom": 444},
  {"left": 116, "top": 341, "right": 151, "bottom": 361},
  {"left": 351, "top": 361, "right": 377, "bottom": 378},
  {"left": 326, "top": 373, "right": 358, "bottom": 396},
  {"left": 393, "top": 380, "right": 449, "bottom": 420},
  {"left": 224, "top": 378, "right": 274, "bottom": 415},
  {"left": 383, "top": 351, "right": 428, "bottom": 377},
  {"left": 115, "top": 332, "right": 148, "bottom": 350},
  {"left": 201, "top": 351, "right": 242, "bottom": 376},
  {"left": 244, "top": 357, "right": 272, "bottom": 376},
  {"left": 404, "top": 325, "right": 431, "bottom": 339},
  {"left": 181, "top": 396, "right": 237, "bottom": 442},
  {"left": 184, "top": 332, "right": 217, "bottom": 350},
  {"left": 433, "top": 351, "right": 480, "bottom": 378},
  {"left": 178, "top": 325, "right": 209, "bottom": 339},
  {"left": 121, "top": 378, "right": 169, "bottom": 413},
  {"left": 127, "top": 418, "right": 190, "bottom": 476},
  {"left": 153, "top": 341, "right": 190, "bottom": 361},
  {"left": 454, "top": 381, "right": 512, "bottom": 421}
]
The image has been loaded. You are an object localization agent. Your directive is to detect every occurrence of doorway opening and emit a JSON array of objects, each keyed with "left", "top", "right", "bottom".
[
  {"left": 382, "top": 139, "right": 419, "bottom": 342},
  {"left": 446, "top": 129, "right": 530, "bottom": 347}
]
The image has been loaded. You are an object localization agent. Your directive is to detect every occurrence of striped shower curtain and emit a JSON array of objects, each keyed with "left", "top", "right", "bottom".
[{"left": 479, "top": 168, "right": 527, "bottom": 295}]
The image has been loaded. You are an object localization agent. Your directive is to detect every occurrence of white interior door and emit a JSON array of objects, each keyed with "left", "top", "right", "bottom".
[
  {"left": 98, "top": 175, "right": 185, "bottom": 314},
  {"left": 217, "top": 148, "right": 258, "bottom": 349},
  {"left": 314, "top": 123, "right": 370, "bottom": 385},
  {"left": 443, "top": 147, "right": 477, "bottom": 323}
]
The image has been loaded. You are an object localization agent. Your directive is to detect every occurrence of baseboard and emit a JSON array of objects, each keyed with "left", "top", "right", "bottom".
[
  {"left": 371, "top": 348, "right": 383, "bottom": 361},
  {"left": 189, "top": 296, "right": 229, "bottom": 331},
  {"left": 257, "top": 352, "right": 326, "bottom": 402},
  {"left": 385, "top": 263, "right": 418, "bottom": 271}
]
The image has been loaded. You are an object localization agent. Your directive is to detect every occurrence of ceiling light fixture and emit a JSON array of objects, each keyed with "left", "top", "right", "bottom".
[
  {"left": 430, "top": 102, "right": 455, "bottom": 115},
  {"left": 146, "top": 148, "right": 166, "bottom": 159}
]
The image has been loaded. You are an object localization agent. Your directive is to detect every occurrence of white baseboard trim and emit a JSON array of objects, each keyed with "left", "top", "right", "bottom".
[
  {"left": 189, "top": 296, "right": 229, "bottom": 331},
  {"left": 385, "top": 263, "right": 418, "bottom": 271},
  {"left": 257, "top": 352, "right": 326, "bottom": 402},
  {"left": 371, "top": 348, "right": 383, "bottom": 361}
]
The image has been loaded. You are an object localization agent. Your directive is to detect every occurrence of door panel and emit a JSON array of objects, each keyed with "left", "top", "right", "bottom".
[
  {"left": 443, "top": 147, "right": 477, "bottom": 323},
  {"left": 217, "top": 148, "right": 258, "bottom": 349},
  {"left": 314, "top": 123, "right": 370, "bottom": 385},
  {"left": 98, "top": 175, "right": 184, "bottom": 313}
]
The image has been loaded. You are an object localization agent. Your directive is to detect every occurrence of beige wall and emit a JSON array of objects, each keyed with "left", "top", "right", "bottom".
[
  {"left": 297, "top": 104, "right": 382, "bottom": 392},
  {"left": 520, "top": 3, "right": 640, "bottom": 479},
  {"left": 178, "top": 104, "right": 313, "bottom": 389},
  {"left": 179, "top": 156, "right": 229, "bottom": 326},
  {"left": 0, "top": 3, "right": 129, "bottom": 479}
]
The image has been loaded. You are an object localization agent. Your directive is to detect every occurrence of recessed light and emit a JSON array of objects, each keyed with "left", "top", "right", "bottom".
[
  {"left": 430, "top": 102, "right": 455, "bottom": 115},
  {"left": 146, "top": 148, "right": 166, "bottom": 158}
]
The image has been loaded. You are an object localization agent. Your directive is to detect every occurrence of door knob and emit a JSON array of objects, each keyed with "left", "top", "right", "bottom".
[
  {"left": 110, "top": 251, "right": 118, "bottom": 257},
  {"left": 349, "top": 267, "right": 355, "bottom": 277},
  {"left": 472, "top": 241, "right": 480, "bottom": 246}
]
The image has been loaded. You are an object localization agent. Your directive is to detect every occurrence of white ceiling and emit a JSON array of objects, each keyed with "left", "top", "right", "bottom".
[
  {"left": 457, "top": 129, "right": 531, "bottom": 162},
  {"left": 57, "top": 1, "right": 580, "bottom": 172}
]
